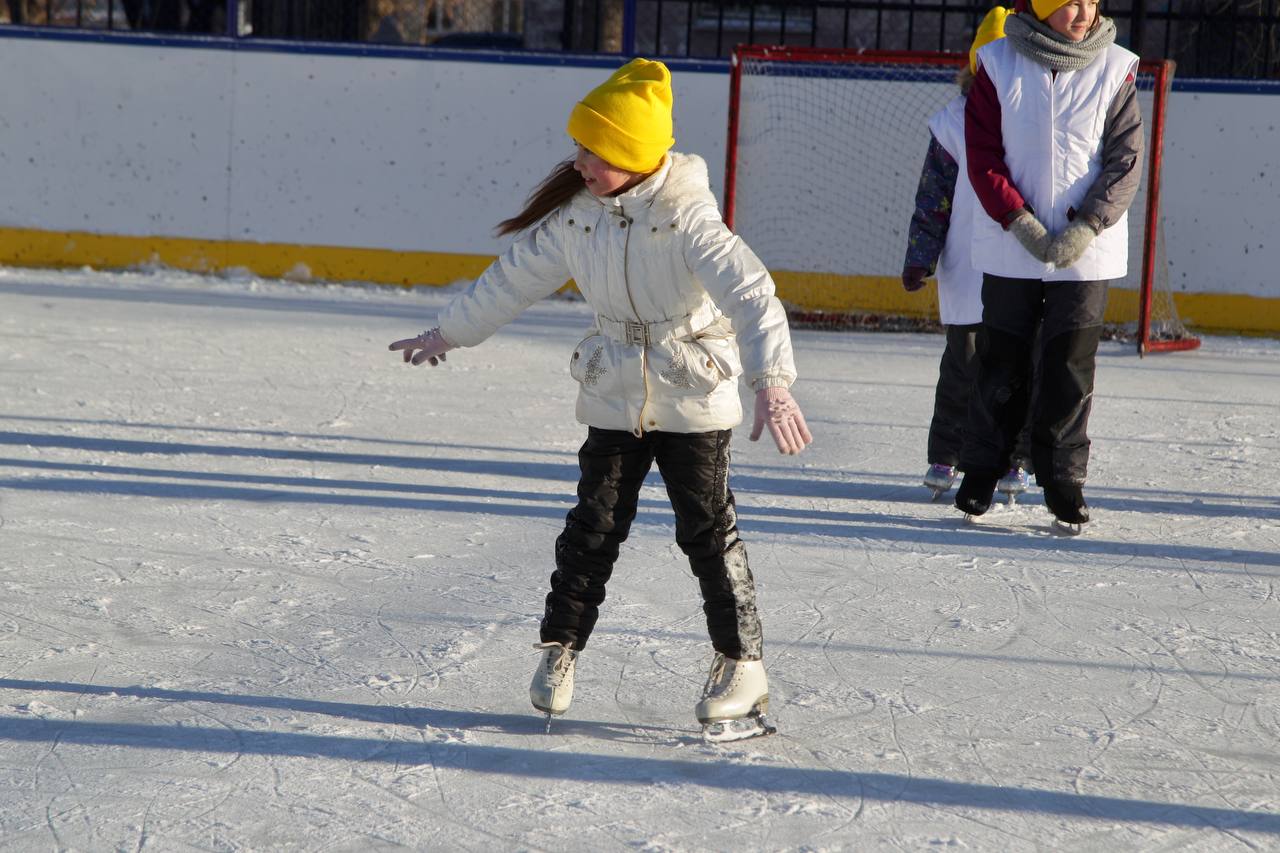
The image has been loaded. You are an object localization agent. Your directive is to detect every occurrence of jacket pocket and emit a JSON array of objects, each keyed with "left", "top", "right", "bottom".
[
  {"left": 569, "top": 334, "right": 622, "bottom": 396},
  {"left": 652, "top": 334, "right": 741, "bottom": 395}
]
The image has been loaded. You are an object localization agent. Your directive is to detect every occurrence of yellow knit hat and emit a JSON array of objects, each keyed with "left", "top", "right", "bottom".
[
  {"left": 1031, "top": 0, "right": 1073, "bottom": 19},
  {"left": 567, "top": 58, "right": 674, "bottom": 173},
  {"left": 970, "top": 6, "right": 1011, "bottom": 73}
]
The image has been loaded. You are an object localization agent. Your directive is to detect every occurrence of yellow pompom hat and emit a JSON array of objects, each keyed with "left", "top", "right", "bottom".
[
  {"left": 1031, "top": 0, "right": 1074, "bottom": 19},
  {"left": 970, "top": 6, "right": 1011, "bottom": 73},
  {"left": 567, "top": 58, "right": 675, "bottom": 173}
]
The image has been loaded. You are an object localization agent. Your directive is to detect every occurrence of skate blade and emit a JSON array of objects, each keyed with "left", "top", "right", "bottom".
[
  {"left": 532, "top": 704, "right": 567, "bottom": 733},
  {"left": 702, "top": 714, "right": 777, "bottom": 744},
  {"left": 1052, "top": 519, "right": 1085, "bottom": 536},
  {"left": 927, "top": 486, "right": 949, "bottom": 502}
]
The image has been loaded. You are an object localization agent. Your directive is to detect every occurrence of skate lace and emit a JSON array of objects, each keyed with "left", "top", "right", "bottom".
[
  {"left": 701, "top": 653, "right": 733, "bottom": 698},
  {"left": 533, "top": 642, "right": 574, "bottom": 686}
]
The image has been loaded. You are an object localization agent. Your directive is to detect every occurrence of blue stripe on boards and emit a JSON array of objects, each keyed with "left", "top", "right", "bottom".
[
  {"left": 0, "top": 24, "right": 729, "bottom": 73},
  {"left": 1172, "top": 77, "right": 1280, "bottom": 95}
]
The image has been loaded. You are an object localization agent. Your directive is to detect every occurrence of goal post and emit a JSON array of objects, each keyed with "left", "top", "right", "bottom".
[{"left": 724, "top": 45, "right": 1199, "bottom": 355}]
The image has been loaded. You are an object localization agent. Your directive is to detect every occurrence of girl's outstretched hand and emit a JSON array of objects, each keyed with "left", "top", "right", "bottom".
[
  {"left": 389, "top": 327, "right": 453, "bottom": 366},
  {"left": 749, "top": 386, "right": 813, "bottom": 455}
]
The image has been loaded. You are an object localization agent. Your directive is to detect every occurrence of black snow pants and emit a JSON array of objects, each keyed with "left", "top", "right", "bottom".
[
  {"left": 929, "top": 323, "right": 1032, "bottom": 471},
  {"left": 541, "top": 427, "right": 763, "bottom": 661},
  {"left": 960, "top": 274, "right": 1108, "bottom": 485}
]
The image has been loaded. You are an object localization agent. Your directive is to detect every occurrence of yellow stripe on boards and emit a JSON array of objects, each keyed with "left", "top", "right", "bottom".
[
  {"left": 1158, "top": 291, "right": 1280, "bottom": 337},
  {"left": 771, "top": 271, "right": 939, "bottom": 318},
  {"left": 0, "top": 228, "right": 1276, "bottom": 335},
  {"left": 0, "top": 228, "right": 492, "bottom": 287},
  {"left": 769, "top": 270, "right": 1280, "bottom": 336}
]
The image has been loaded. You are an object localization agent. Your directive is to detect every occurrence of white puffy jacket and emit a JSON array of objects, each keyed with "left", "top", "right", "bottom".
[{"left": 437, "top": 152, "right": 797, "bottom": 436}]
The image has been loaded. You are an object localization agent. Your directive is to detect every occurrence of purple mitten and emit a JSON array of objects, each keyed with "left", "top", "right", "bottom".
[{"left": 389, "top": 327, "right": 453, "bottom": 367}]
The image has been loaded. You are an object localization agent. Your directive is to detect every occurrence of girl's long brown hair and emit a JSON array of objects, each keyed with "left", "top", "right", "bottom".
[{"left": 495, "top": 159, "right": 584, "bottom": 236}]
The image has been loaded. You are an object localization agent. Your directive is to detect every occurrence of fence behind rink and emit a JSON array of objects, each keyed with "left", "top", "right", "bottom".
[{"left": 4, "top": 0, "right": 1279, "bottom": 78}]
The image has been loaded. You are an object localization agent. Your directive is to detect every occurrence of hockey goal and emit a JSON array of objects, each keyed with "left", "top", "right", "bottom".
[{"left": 724, "top": 45, "right": 1200, "bottom": 355}]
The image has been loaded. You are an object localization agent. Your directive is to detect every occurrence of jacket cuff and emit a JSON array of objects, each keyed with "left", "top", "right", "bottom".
[
  {"left": 434, "top": 320, "right": 460, "bottom": 348},
  {"left": 1070, "top": 208, "right": 1106, "bottom": 234},
  {"left": 750, "top": 376, "right": 792, "bottom": 392},
  {"left": 1001, "top": 206, "right": 1030, "bottom": 230}
]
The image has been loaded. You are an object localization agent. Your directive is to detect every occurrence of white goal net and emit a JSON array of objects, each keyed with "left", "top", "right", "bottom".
[{"left": 725, "top": 46, "right": 1198, "bottom": 353}]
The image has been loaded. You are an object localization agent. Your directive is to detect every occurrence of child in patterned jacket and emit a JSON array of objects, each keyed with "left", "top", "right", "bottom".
[{"left": 903, "top": 5, "right": 1033, "bottom": 504}]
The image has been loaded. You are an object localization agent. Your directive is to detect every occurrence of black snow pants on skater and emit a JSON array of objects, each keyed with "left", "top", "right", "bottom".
[
  {"left": 540, "top": 427, "right": 763, "bottom": 661},
  {"left": 960, "top": 274, "right": 1108, "bottom": 485},
  {"left": 929, "top": 323, "right": 1032, "bottom": 471}
]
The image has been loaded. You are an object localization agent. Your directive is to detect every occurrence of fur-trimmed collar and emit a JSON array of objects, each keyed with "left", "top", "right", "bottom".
[
  {"left": 651, "top": 152, "right": 719, "bottom": 220},
  {"left": 569, "top": 151, "right": 719, "bottom": 223}
]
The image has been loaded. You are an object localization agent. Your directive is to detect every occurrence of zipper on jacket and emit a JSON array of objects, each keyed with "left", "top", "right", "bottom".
[{"left": 615, "top": 202, "right": 649, "bottom": 436}]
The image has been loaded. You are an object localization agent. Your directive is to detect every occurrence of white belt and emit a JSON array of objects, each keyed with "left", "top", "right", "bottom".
[{"left": 595, "top": 306, "right": 718, "bottom": 346}]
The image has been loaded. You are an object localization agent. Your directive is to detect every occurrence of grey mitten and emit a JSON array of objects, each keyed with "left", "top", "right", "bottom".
[
  {"left": 1008, "top": 210, "right": 1051, "bottom": 263},
  {"left": 1047, "top": 220, "right": 1098, "bottom": 269}
]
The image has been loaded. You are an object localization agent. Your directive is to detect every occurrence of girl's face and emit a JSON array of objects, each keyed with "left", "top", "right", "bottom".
[
  {"left": 573, "top": 145, "right": 647, "bottom": 197},
  {"left": 1046, "top": 0, "right": 1099, "bottom": 41}
]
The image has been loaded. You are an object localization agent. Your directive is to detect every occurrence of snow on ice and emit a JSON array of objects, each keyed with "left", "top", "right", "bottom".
[{"left": 0, "top": 267, "right": 1277, "bottom": 850}]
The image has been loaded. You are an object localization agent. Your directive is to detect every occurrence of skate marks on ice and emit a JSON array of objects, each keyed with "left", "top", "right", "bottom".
[
  {"left": 2, "top": 272, "right": 1279, "bottom": 848},
  {"left": 2, "top": 702, "right": 1278, "bottom": 837}
]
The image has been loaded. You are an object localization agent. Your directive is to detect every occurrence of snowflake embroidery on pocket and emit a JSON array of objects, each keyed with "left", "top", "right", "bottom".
[
  {"left": 582, "top": 347, "right": 608, "bottom": 387},
  {"left": 660, "top": 346, "right": 694, "bottom": 388}
]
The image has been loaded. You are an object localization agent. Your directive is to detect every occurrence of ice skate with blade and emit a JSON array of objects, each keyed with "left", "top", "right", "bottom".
[
  {"left": 529, "top": 641, "right": 576, "bottom": 733},
  {"left": 1043, "top": 481, "right": 1089, "bottom": 535},
  {"left": 954, "top": 470, "right": 1000, "bottom": 521},
  {"left": 695, "top": 653, "right": 776, "bottom": 743},
  {"left": 923, "top": 464, "right": 957, "bottom": 501},
  {"left": 996, "top": 467, "right": 1030, "bottom": 506}
]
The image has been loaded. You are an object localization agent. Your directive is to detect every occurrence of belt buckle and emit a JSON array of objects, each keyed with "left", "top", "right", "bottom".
[{"left": 623, "top": 321, "right": 650, "bottom": 346}]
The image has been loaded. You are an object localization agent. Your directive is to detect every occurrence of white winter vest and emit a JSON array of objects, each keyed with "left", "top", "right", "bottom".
[
  {"left": 928, "top": 95, "right": 984, "bottom": 326},
  {"left": 437, "top": 152, "right": 797, "bottom": 436},
  {"left": 972, "top": 38, "right": 1139, "bottom": 281}
]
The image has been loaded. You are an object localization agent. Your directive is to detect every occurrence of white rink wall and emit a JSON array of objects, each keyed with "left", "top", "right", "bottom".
[
  {"left": 0, "top": 34, "right": 726, "bottom": 256},
  {"left": 0, "top": 32, "right": 1276, "bottom": 310}
]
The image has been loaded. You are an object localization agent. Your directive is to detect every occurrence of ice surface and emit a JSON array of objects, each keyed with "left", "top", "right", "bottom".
[{"left": 1, "top": 267, "right": 1277, "bottom": 850}]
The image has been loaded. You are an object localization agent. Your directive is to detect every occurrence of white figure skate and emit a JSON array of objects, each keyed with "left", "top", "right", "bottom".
[
  {"left": 530, "top": 641, "right": 577, "bottom": 732},
  {"left": 695, "top": 653, "right": 776, "bottom": 743}
]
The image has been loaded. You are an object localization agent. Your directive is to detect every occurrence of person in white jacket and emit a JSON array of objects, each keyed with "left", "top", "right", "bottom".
[{"left": 389, "top": 58, "right": 811, "bottom": 741}]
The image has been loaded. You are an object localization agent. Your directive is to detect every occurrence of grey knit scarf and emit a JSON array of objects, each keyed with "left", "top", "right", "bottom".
[{"left": 1004, "top": 12, "right": 1116, "bottom": 72}]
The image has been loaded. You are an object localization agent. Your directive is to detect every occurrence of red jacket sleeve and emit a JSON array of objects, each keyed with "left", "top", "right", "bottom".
[{"left": 965, "top": 64, "right": 1026, "bottom": 227}]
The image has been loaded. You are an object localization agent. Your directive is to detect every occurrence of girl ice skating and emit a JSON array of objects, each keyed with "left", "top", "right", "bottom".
[{"left": 389, "top": 58, "right": 812, "bottom": 740}]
